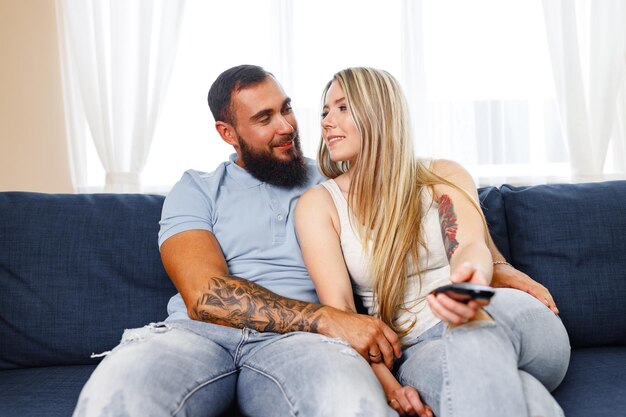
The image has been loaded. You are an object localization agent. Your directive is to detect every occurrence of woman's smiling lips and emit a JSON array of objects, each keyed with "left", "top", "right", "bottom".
[{"left": 326, "top": 135, "right": 345, "bottom": 147}]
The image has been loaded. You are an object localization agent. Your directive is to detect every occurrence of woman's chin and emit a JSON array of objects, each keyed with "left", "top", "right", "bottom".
[{"left": 329, "top": 153, "right": 352, "bottom": 163}]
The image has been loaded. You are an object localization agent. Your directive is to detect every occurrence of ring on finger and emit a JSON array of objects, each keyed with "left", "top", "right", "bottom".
[{"left": 369, "top": 351, "right": 382, "bottom": 359}]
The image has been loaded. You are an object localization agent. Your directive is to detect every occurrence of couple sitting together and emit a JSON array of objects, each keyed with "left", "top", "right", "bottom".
[{"left": 73, "top": 65, "right": 570, "bottom": 417}]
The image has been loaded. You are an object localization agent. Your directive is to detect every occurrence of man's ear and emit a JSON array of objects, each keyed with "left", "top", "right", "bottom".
[{"left": 215, "top": 121, "right": 238, "bottom": 146}]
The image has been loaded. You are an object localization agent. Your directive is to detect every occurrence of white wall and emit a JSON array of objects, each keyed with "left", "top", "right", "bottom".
[{"left": 0, "top": 0, "right": 73, "bottom": 193}]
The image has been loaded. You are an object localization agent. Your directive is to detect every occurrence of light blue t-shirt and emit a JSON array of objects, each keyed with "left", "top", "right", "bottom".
[{"left": 158, "top": 154, "right": 325, "bottom": 320}]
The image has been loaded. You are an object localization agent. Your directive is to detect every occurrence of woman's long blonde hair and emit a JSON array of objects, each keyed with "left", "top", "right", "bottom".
[{"left": 318, "top": 67, "right": 476, "bottom": 338}]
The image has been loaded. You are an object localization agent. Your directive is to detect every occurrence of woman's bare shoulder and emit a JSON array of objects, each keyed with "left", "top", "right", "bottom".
[
  {"left": 429, "top": 159, "right": 477, "bottom": 198},
  {"left": 297, "top": 183, "right": 336, "bottom": 212},
  {"left": 429, "top": 159, "right": 467, "bottom": 179}
]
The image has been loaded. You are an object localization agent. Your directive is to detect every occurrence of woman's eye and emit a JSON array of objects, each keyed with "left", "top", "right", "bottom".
[
  {"left": 321, "top": 111, "right": 328, "bottom": 119},
  {"left": 339, "top": 105, "right": 348, "bottom": 111}
]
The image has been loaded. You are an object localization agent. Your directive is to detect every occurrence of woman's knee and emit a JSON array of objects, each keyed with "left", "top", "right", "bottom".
[
  {"left": 486, "top": 289, "right": 570, "bottom": 390},
  {"left": 486, "top": 288, "right": 549, "bottom": 319},
  {"left": 486, "top": 289, "right": 568, "bottom": 341}
]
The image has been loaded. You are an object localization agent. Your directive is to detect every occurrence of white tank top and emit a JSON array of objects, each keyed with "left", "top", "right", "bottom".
[{"left": 320, "top": 179, "right": 451, "bottom": 342}]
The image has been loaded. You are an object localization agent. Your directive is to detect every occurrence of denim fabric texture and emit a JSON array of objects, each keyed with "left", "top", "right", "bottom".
[
  {"left": 501, "top": 181, "right": 626, "bottom": 347},
  {"left": 72, "top": 320, "right": 395, "bottom": 417},
  {"left": 395, "top": 289, "right": 570, "bottom": 417},
  {"left": 0, "top": 192, "right": 176, "bottom": 370}
]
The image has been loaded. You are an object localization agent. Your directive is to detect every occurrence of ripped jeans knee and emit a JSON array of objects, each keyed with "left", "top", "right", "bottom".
[{"left": 91, "top": 322, "right": 171, "bottom": 358}]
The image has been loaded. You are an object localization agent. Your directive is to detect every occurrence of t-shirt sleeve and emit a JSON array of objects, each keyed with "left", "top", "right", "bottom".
[{"left": 158, "top": 171, "right": 214, "bottom": 248}]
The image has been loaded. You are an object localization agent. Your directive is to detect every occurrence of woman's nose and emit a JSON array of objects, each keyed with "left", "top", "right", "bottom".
[{"left": 322, "top": 112, "right": 335, "bottom": 128}]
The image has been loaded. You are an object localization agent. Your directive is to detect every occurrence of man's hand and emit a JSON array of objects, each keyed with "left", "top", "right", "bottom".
[
  {"left": 387, "top": 386, "right": 433, "bottom": 417},
  {"left": 427, "top": 262, "right": 491, "bottom": 325},
  {"left": 491, "top": 262, "right": 559, "bottom": 314},
  {"left": 319, "top": 307, "right": 401, "bottom": 369}
]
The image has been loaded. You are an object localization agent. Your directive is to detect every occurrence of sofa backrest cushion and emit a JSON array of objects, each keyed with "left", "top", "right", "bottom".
[
  {"left": 478, "top": 187, "right": 510, "bottom": 261},
  {"left": 501, "top": 182, "right": 626, "bottom": 347},
  {"left": 0, "top": 192, "right": 176, "bottom": 370}
]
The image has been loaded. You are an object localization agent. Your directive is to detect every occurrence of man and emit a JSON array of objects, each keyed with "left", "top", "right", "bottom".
[{"left": 74, "top": 65, "right": 556, "bottom": 417}]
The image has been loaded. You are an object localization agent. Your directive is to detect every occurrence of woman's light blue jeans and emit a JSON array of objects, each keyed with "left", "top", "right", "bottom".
[
  {"left": 72, "top": 319, "right": 396, "bottom": 417},
  {"left": 395, "top": 288, "right": 571, "bottom": 417}
]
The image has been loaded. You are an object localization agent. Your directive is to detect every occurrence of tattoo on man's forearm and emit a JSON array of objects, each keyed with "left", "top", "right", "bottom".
[
  {"left": 191, "top": 275, "right": 324, "bottom": 333},
  {"left": 438, "top": 194, "right": 459, "bottom": 260}
]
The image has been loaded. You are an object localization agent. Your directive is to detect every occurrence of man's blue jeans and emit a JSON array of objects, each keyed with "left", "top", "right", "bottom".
[
  {"left": 73, "top": 319, "right": 396, "bottom": 417},
  {"left": 396, "top": 288, "right": 571, "bottom": 417}
]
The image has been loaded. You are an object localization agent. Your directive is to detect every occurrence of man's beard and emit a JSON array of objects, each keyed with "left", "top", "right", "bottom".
[{"left": 238, "top": 131, "right": 309, "bottom": 188}]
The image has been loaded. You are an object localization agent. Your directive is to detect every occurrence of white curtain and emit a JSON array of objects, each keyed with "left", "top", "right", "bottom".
[
  {"left": 542, "top": 0, "right": 626, "bottom": 179},
  {"left": 271, "top": 0, "right": 294, "bottom": 98},
  {"left": 616, "top": 85, "right": 626, "bottom": 172},
  {"left": 396, "top": 0, "right": 567, "bottom": 186},
  {"left": 64, "top": 0, "right": 624, "bottom": 191},
  {"left": 56, "top": 0, "right": 185, "bottom": 192},
  {"left": 401, "top": 0, "right": 429, "bottom": 157}
]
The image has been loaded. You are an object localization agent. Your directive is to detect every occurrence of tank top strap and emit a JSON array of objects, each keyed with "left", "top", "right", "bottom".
[
  {"left": 320, "top": 179, "right": 347, "bottom": 211},
  {"left": 320, "top": 179, "right": 352, "bottom": 233}
]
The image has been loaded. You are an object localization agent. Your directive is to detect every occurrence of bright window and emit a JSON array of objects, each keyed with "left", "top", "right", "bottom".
[{"left": 84, "top": 0, "right": 567, "bottom": 191}]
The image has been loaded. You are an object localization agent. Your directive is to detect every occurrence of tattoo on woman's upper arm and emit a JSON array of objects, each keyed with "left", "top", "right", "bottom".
[{"left": 438, "top": 194, "right": 459, "bottom": 260}]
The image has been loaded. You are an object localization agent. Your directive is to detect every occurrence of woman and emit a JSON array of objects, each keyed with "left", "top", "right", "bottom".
[{"left": 295, "top": 67, "right": 570, "bottom": 417}]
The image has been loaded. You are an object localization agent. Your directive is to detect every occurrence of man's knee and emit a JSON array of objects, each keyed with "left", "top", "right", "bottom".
[{"left": 74, "top": 324, "right": 237, "bottom": 417}]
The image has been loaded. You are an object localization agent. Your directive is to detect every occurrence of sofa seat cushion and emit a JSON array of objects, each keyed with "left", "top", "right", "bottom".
[
  {"left": 553, "top": 347, "right": 626, "bottom": 417},
  {"left": 501, "top": 182, "right": 626, "bottom": 347},
  {"left": 0, "top": 365, "right": 95, "bottom": 417}
]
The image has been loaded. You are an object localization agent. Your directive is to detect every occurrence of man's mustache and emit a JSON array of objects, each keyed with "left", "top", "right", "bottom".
[{"left": 272, "top": 131, "right": 299, "bottom": 148}]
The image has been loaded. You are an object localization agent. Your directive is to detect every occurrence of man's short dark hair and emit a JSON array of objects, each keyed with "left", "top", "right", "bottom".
[{"left": 207, "top": 65, "right": 272, "bottom": 125}]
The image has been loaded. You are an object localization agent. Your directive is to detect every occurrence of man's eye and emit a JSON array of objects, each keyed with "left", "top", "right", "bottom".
[
  {"left": 260, "top": 117, "right": 271, "bottom": 124},
  {"left": 283, "top": 106, "right": 293, "bottom": 114}
]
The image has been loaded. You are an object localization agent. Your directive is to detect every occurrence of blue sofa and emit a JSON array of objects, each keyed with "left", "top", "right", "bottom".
[{"left": 1, "top": 182, "right": 625, "bottom": 416}]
